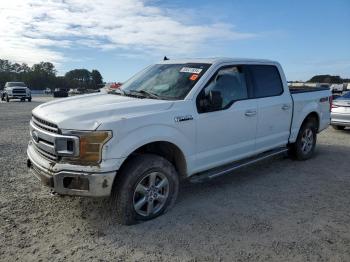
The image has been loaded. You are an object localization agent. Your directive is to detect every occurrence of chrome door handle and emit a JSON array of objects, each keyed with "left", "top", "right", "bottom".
[
  {"left": 245, "top": 110, "right": 257, "bottom": 117},
  {"left": 282, "top": 104, "right": 290, "bottom": 110}
]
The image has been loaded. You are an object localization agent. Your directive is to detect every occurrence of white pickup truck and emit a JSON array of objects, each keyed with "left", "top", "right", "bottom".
[
  {"left": 27, "top": 58, "right": 331, "bottom": 224},
  {"left": 1, "top": 82, "right": 32, "bottom": 102}
]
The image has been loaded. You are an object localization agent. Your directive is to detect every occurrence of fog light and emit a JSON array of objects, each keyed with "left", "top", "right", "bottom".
[{"left": 63, "top": 177, "right": 89, "bottom": 191}]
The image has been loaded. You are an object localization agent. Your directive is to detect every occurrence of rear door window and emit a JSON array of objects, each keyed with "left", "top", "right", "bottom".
[{"left": 247, "top": 65, "right": 283, "bottom": 98}]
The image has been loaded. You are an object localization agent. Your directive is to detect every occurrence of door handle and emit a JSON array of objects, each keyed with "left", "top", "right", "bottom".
[
  {"left": 282, "top": 104, "right": 290, "bottom": 110},
  {"left": 245, "top": 110, "right": 257, "bottom": 117}
]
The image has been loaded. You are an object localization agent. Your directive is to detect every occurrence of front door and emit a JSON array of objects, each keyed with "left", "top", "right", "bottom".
[{"left": 194, "top": 65, "right": 258, "bottom": 173}]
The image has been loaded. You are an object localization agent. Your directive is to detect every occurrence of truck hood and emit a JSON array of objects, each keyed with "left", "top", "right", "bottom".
[{"left": 32, "top": 93, "right": 174, "bottom": 130}]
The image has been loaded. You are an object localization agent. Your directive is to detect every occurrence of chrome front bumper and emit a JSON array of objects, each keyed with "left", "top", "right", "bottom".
[{"left": 27, "top": 145, "right": 116, "bottom": 197}]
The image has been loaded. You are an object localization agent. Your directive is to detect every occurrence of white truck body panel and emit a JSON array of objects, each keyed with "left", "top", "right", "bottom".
[{"left": 27, "top": 58, "right": 331, "bottom": 196}]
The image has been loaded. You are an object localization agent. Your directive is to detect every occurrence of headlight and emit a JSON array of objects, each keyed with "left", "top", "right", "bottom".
[{"left": 62, "top": 130, "right": 112, "bottom": 164}]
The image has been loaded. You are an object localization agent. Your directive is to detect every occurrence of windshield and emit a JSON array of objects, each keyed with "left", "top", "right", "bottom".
[
  {"left": 336, "top": 91, "right": 350, "bottom": 100},
  {"left": 119, "top": 63, "right": 211, "bottom": 100},
  {"left": 6, "top": 82, "right": 26, "bottom": 87}
]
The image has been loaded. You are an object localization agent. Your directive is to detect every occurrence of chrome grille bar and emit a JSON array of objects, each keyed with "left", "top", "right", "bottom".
[
  {"left": 32, "top": 115, "right": 59, "bottom": 134},
  {"left": 29, "top": 120, "right": 79, "bottom": 162}
]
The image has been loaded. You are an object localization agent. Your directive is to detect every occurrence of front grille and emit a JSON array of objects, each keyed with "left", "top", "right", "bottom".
[
  {"left": 12, "top": 88, "right": 26, "bottom": 94},
  {"left": 32, "top": 115, "right": 59, "bottom": 134},
  {"left": 33, "top": 145, "right": 58, "bottom": 161},
  {"left": 31, "top": 115, "right": 59, "bottom": 162}
]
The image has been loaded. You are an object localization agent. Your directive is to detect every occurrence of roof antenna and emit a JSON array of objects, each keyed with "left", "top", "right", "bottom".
[{"left": 163, "top": 56, "right": 170, "bottom": 61}]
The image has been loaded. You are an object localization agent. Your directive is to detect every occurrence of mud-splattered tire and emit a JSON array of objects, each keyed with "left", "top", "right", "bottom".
[
  {"left": 289, "top": 118, "right": 318, "bottom": 160},
  {"left": 110, "top": 154, "right": 179, "bottom": 225}
]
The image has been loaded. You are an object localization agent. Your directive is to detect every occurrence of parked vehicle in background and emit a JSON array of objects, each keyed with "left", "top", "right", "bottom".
[
  {"left": 27, "top": 58, "right": 331, "bottom": 225},
  {"left": 53, "top": 88, "right": 68, "bottom": 98},
  {"left": 331, "top": 91, "right": 350, "bottom": 130},
  {"left": 44, "top": 88, "right": 52, "bottom": 95},
  {"left": 68, "top": 88, "right": 81, "bottom": 95},
  {"left": 330, "top": 84, "right": 344, "bottom": 93},
  {"left": 1, "top": 82, "right": 31, "bottom": 102}
]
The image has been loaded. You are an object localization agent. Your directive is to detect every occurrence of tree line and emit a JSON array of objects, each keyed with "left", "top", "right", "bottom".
[
  {"left": 0, "top": 59, "right": 104, "bottom": 90},
  {"left": 307, "top": 75, "right": 350, "bottom": 84}
]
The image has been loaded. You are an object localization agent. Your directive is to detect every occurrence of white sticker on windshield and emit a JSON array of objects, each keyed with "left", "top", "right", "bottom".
[{"left": 180, "top": 67, "right": 203, "bottom": 74}]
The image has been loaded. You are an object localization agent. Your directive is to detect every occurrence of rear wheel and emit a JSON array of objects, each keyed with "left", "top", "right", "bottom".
[
  {"left": 332, "top": 125, "right": 345, "bottom": 130},
  {"left": 110, "top": 154, "right": 179, "bottom": 225},
  {"left": 289, "top": 118, "right": 317, "bottom": 160}
]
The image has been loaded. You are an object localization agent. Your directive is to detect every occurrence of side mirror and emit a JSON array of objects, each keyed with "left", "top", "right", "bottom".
[
  {"left": 199, "top": 90, "right": 222, "bottom": 112},
  {"left": 208, "top": 90, "right": 222, "bottom": 109}
]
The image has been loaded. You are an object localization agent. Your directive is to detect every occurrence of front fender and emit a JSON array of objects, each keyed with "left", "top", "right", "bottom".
[{"left": 104, "top": 124, "right": 195, "bottom": 172}]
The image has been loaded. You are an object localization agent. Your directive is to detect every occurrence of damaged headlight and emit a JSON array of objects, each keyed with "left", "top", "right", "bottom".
[{"left": 62, "top": 130, "right": 112, "bottom": 165}]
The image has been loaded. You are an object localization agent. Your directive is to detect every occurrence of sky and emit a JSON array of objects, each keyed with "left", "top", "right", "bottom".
[{"left": 0, "top": 0, "right": 349, "bottom": 82}]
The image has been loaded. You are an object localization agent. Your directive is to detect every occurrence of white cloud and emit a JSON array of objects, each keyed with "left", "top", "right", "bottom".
[{"left": 0, "top": 0, "right": 256, "bottom": 65}]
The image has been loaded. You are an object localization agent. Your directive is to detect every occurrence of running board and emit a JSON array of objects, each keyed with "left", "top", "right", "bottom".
[{"left": 190, "top": 147, "right": 288, "bottom": 183}]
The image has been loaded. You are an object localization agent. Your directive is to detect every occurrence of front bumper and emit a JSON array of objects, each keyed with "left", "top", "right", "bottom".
[
  {"left": 9, "top": 94, "right": 31, "bottom": 99},
  {"left": 27, "top": 145, "right": 116, "bottom": 197}
]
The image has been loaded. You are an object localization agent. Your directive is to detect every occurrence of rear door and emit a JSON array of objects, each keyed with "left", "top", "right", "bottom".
[{"left": 246, "top": 65, "right": 293, "bottom": 153}]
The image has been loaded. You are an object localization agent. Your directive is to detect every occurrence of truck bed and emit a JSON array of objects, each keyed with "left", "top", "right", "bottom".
[
  {"left": 288, "top": 87, "right": 331, "bottom": 144},
  {"left": 289, "top": 86, "right": 329, "bottom": 94}
]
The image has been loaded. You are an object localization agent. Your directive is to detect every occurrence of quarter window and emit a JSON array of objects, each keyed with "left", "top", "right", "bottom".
[{"left": 248, "top": 65, "right": 283, "bottom": 98}]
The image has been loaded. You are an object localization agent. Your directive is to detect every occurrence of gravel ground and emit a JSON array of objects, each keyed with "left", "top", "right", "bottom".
[{"left": 1, "top": 97, "right": 350, "bottom": 261}]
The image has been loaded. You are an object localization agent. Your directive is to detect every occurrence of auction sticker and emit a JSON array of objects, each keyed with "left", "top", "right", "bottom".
[
  {"left": 189, "top": 74, "right": 199, "bottom": 81},
  {"left": 180, "top": 67, "right": 203, "bottom": 74}
]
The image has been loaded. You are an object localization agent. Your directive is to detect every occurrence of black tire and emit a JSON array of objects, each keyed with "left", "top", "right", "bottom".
[
  {"left": 20, "top": 98, "right": 25, "bottom": 102},
  {"left": 332, "top": 125, "right": 345, "bottom": 130},
  {"left": 28, "top": 97, "right": 32, "bottom": 102},
  {"left": 289, "top": 118, "right": 318, "bottom": 160},
  {"left": 6, "top": 95, "right": 9, "bottom": 102},
  {"left": 110, "top": 154, "right": 179, "bottom": 225}
]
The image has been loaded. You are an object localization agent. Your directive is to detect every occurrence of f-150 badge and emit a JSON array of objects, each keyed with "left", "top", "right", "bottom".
[{"left": 174, "top": 115, "right": 193, "bottom": 122}]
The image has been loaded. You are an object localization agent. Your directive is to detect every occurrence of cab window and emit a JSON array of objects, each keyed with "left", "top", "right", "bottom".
[
  {"left": 247, "top": 65, "right": 283, "bottom": 98},
  {"left": 197, "top": 66, "right": 248, "bottom": 113}
]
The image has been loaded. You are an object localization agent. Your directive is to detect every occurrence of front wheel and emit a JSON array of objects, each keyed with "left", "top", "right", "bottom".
[
  {"left": 289, "top": 118, "right": 317, "bottom": 160},
  {"left": 28, "top": 97, "right": 32, "bottom": 102},
  {"left": 6, "top": 95, "right": 9, "bottom": 102},
  {"left": 110, "top": 154, "right": 179, "bottom": 225}
]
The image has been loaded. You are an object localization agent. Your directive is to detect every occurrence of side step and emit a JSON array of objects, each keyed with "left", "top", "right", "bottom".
[{"left": 190, "top": 147, "right": 288, "bottom": 183}]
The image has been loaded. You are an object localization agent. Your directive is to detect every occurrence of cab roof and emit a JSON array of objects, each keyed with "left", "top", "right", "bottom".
[{"left": 159, "top": 57, "right": 277, "bottom": 65}]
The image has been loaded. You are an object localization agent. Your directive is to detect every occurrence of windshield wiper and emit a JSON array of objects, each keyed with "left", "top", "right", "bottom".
[
  {"left": 129, "top": 90, "right": 161, "bottom": 99},
  {"left": 109, "top": 88, "right": 126, "bottom": 96}
]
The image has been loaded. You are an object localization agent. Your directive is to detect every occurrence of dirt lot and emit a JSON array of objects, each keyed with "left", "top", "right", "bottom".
[{"left": 0, "top": 97, "right": 349, "bottom": 261}]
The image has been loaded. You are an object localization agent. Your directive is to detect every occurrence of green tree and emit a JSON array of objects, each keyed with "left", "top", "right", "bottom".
[
  {"left": 65, "top": 69, "right": 92, "bottom": 89},
  {"left": 0, "top": 58, "right": 105, "bottom": 91},
  {"left": 308, "top": 75, "right": 343, "bottom": 84},
  {"left": 91, "top": 69, "right": 103, "bottom": 89}
]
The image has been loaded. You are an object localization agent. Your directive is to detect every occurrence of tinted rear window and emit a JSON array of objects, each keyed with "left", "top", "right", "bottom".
[{"left": 248, "top": 65, "right": 283, "bottom": 98}]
